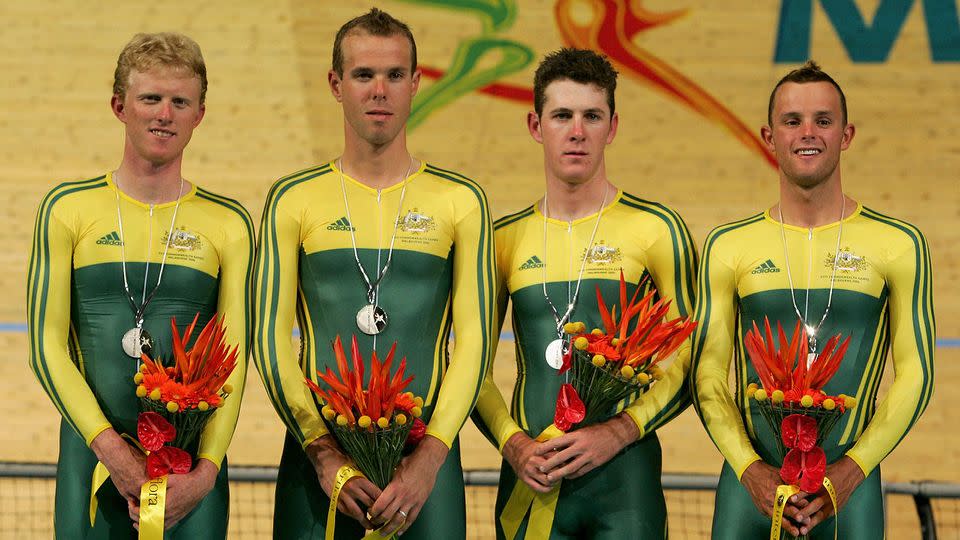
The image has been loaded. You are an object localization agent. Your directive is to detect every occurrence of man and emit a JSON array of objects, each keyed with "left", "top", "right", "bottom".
[
  {"left": 691, "top": 61, "right": 934, "bottom": 538},
  {"left": 473, "top": 48, "right": 697, "bottom": 539},
  {"left": 28, "top": 32, "right": 253, "bottom": 538},
  {"left": 253, "top": 8, "right": 494, "bottom": 539}
]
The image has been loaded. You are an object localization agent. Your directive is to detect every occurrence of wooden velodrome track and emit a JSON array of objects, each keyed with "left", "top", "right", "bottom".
[{"left": 2, "top": 0, "right": 958, "bottom": 536}]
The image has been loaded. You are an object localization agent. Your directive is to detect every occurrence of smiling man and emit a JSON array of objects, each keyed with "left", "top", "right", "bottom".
[
  {"left": 473, "top": 48, "right": 697, "bottom": 539},
  {"left": 691, "top": 61, "right": 935, "bottom": 539},
  {"left": 254, "top": 8, "right": 494, "bottom": 539},
  {"left": 28, "top": 33, "right": 253, "bottom": 538}
]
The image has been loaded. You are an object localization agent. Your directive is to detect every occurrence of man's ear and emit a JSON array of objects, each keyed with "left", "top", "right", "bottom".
[
  {"left": 328, "top": 70, "right": 343, "bottom": 103},
  {"left": 527, "top": 111, "right": 543, "bottom": 144}
]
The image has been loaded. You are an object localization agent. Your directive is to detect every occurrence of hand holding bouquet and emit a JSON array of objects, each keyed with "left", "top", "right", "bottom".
[
  {"left": 743, "top": 317, "right": 857, "bottom": 540},
  {"left": 305, "top": 335, "right": 425, "bottom": 538}
]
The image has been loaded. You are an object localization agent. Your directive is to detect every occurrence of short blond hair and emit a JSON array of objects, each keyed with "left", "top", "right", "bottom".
[{"left": 113, "top": 32, "right": 207, "bottom": 104}]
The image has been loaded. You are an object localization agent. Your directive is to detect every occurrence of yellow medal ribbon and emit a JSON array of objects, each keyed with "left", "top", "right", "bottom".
[
  {"left": 769, "top": 477, "right": 839, "bottom": 540},
  {"left": 499, "top": 424, "right": 565, "bottom": 540},
  {"left": 326, "top": 464, "right": 365, "bottom": 540},
  {"left": 138, "top": 475, "right": 168, "bottom": 540}
]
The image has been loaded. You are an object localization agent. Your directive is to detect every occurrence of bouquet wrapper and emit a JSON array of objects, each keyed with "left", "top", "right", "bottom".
[{"left": 499, "top": 424, "right": 565, "bottom": 540}]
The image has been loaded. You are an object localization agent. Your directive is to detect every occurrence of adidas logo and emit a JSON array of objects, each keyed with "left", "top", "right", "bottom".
[
  {"left": 326, "top": 217, "right": 355, "bottom": 231},
  {"left": 751, "top": 259, "right": 781, "bottom": 274},
  {"left": 96, "top": 231, "right": 123, "bottom": 246},
  {"left": 519, "top": 255, "right": 544, "bottom": 270}
]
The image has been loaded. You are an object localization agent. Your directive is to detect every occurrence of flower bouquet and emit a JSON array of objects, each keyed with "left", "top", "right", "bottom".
[
  {"left": 305, "top": 335, "right": 425, "bottom": 490},
  {"left": 121, "top": 314, "right": 239, "bottom": 538},
  {"left": 134, "top": 314, "right": 239, "bottom": 454},
  {"left": 742, "top": 317, "right": 857, "bottom": 540},
  {"left": 554, "top": 271, "right": 697, "bottom": 431}
]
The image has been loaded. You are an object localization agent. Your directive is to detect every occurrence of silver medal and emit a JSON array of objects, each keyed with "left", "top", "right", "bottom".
[
  {"left": 121, "top": 327, "right": 153, "bottom": 358},
  {"left": 356, "top": 305, "right": 388, "bottom": 335},
  {"left": 545, "top": 338, "right": 566, "bottom": 370}
]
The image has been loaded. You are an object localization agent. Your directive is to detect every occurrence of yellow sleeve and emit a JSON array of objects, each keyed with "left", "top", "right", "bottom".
[
  {"left": 197, "top": 202, "right": 255, "bottom": 467},
  {"left": 253, "top": 180, "right": 328, "bottom": 448},
  {"left": 690, "top": 231, "right": 761, "bottom": 478},
  {"left": 424, "top": 182, "right": 496, "bottom": 448},
  {"left": 622, "top": 209, "right": 698, "bottom": 437},
  {"left": 27, "top": 186, "right": 112, "bottom": 445},
  {"left": 472, "top": 232, "right": 523, "bottom": 450},
  {"left": 846, "top": 227, "right": 935, "bottom": 475}
]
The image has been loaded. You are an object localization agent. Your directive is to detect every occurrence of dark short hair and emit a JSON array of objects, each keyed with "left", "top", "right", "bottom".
[
  {"left": 332, "top": 8, "right": 417, "bottom": 77},
  {"left": 768, "top": 60, "right": 847, "bottom": 125},
  {"left": 533, "top": 48, "right": 618, "bottom": 117}
]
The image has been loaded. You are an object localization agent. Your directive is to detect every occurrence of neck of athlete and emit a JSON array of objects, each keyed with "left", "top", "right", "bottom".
[
  {"left": 340, "top": 127, "right": 415, "bottom": 191},
  {"left": 542, "top": 166, "right": 616, "bottom": 222},
  {"left": 115, "top": 147, "right": 189, "bottom": 205},
  {"left": 775, "top": 173, "right": 851, "bottom": 229}
]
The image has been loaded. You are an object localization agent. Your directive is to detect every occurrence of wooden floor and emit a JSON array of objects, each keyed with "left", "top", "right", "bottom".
[{"left": 2, "top": 0, "right": 957, "bottom": 537}]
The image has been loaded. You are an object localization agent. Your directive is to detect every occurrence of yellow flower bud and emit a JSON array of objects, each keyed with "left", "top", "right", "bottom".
[
  {"left": 620, "top": 365, "right": 635, "bottom": 379},
  {"left": 636, "top": 372, "right": 651, "bottom": 385},
  {"left": 563, "top": 322, "right": 579, "bottom": 334},
  {"left": 411, "top": 406, "right": 423, "bottom": 418},
  {"left": 574, "top": 337, "right": 589, "bottom": 350},
  {"left": 133, "top": 372, "right": 144, "bottom": 384},
  {"left": 649, "top": 365, "right": 664, "bottom": 380},
  {"left": 395, "top": 413, "right": 408, "bottom": 426},
  {"left": 377, "top": 417, "right": 390, "bottom": 428},
  {"left": 336, "top": 415, "right": 349, "bottom": 426},
  {"left": 139, "top": 363, "right": 149, "bottom": 374},
  {"left": 844, "top": 396, "right": 858, "bottom": 409},
  {"left": 166, "top": 402, "right": 179, "bottom": 413},
  {"left": 321, "top": 405, "right": 335, "bottom": 421},
  {"left": 198, "top": 401, "right": 210, "bottom": 411},
  {"left": 591, "top": 354, "right": 606, "bottom": 367},
  {"left": 611, "top": 338, "right": 620, "bottom": 347},
  {"left": 404, "top": 391, "right": 414, "bottom": 400},
  {"left": 575, "top": 322, "right": 587, "bottom": 333},
  {"left": 136, "top": 385, "right": 147, "bottom": 398},
  {"left": 358, "top": 416, "right": 372, "bottom": 429},
  {"left": 800, "top": 394, "right": 814, "bottom": 408},
  {"left": 823, "top": 398, "right": 836, "bottom": 411},
  {"left": 745, "top": 384, "right": 757, "bottom": 398},
  {"left": 755, "top": 389, "right": 768, "bottom": 401},
  {"left": 772, "top": 390, "right": 785, "bottom": 404},
  {"left": 222, "top": 383, "right": 234, "bottom": 394},
  {"left": 591, "top": 328, "right": 603, "bottom": 335},
  {"left": 149, "top": 389, "right": 162, "bottom": 401},
  {"left": 414, "top": 396, "right": 424, "bottom": 408}
]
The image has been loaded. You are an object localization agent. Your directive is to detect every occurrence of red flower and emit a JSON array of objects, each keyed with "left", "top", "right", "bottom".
[
  {"left": 395, "top": 392, "right": 416, "bottom": 413},
  {"left": 554, "top": 383, "right": 585, "bottom": 432},
  {"left": 780, "top": 414, "right": 817, "bottom": 452},
  {"left": 146, "top": 446, "right": 192, "bottom": 479},
  {"left": 137, "top": 412, "right": 176, "bottom": 452},
  {"left": 780, "top": 447, "right": 826, "bottom": 493},
  {"left": 406, "top": 418, "right": 426, "bottom": 447}
]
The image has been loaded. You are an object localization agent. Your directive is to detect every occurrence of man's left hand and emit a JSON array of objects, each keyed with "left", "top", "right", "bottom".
[
  {"left": 792, "top": 456, "right": 865, "bottom": 536},
  {"left": 535, "top": 413, "right": 640, "bottom": 482},
  {"left": 128, "top": 458, "right": 218, "bottom": 530},
  {"left": 367, "top": 435, "right": 448, "bottom": 536}
]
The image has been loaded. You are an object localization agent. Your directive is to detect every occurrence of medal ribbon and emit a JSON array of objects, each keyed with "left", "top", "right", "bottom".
[
  {"left": 499, "top": 424, "right": 565, "bottom": 540},
  {"left": 769, "top": 477, "right": 838, "bottom": 540}
]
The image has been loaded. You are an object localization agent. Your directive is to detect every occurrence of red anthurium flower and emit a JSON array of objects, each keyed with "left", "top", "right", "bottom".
[
  {"left": 559, "top": 347, "right": 573, "bottom": 374},
  {"left": 146, "top": 446, "right": 193, "bottom": 479},
  {"left": 554, "top": 383, "right": 586, "bottom": 432},
  {"left": 406, "top": 418, "right": 426, "bottom": 447},
  {"left": 780, "top": 447, "right": 827, "bottom": 493},
  {"left": 781, "top": 414, "right": 818, "bottom": 451},
  {"left": 137, "top": 412, "right": 176, "bottom": 452}
]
